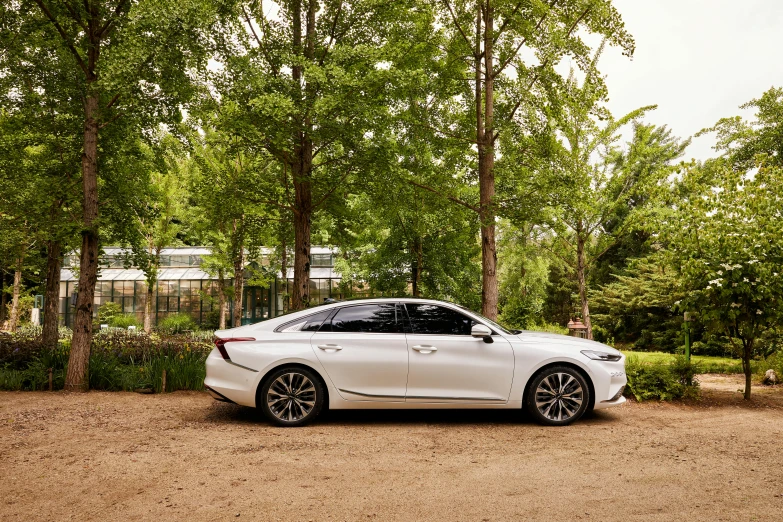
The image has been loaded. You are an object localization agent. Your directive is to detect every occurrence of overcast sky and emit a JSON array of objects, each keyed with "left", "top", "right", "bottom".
[{"left": 597, "top": 0, "right": 783, "bottom": 161}]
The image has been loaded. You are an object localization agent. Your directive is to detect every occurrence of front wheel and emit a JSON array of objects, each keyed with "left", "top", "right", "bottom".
[
  {"left": 525, "top": 366, "right": 590, "bottom": 426},
  {"left": 259, "top": 367, "right": 325, "bottom": 427}
]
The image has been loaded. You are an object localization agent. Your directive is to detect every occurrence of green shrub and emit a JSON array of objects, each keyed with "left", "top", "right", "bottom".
[
  {"left": 756, "top": 351, "right": 783, "bottom": 383},
  {"left": 96, "top": 301, "right": 123, "bottom": 326},
  {"left": 0, "top": 328, "right": 211, "bottom": 392},
  {"left": 109, "top": 313, "right": 142, "bottom": 329},
  {"left": 624, "top": 355, "right": 700, "bottom": 401},
  {"left": 156, "top": 313, "right": 197, "bottom": 335},
  {"left": 527, "top": 322, "right": 569, "bottom": 335}
]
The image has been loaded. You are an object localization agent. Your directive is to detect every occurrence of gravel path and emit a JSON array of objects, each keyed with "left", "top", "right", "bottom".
[{"left": 1, "top": 375, "right": 782, "bottom": 521}]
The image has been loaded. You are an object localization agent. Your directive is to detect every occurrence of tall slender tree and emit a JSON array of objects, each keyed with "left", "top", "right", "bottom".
[
  {"left": 205, "top": 0, "right": 430, "bottom": 310},
  {"left": 415, "top": 0, "right": 634, "bottom": 319},
  {"left": 15, "top": 0, "right": 227, "bottom": 390}
]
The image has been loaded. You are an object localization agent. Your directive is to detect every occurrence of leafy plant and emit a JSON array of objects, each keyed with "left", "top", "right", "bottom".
[
  {"left": 624, "top": 355, "right": 700, "bottom": 401},
  {"left": 109, "top": 314, "right": 142, "bottom": 330},
  {"left": 156, "top": 313, "right": 197, "bottom": 335}
]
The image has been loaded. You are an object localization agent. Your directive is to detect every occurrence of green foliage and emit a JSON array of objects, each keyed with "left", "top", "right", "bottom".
[
  {"left": 97, "top": 302, "right": 124, "bottom": 326},
  {"left": 756, "top": 351, "right": 783, "bottom": 384},
  {"left": 110, "top": 314, "right": 142, "bottom": 329},
  {"left": 0, "top": 328, "right": 211, "bottom": 392},
  {"left": 591, "top": 255, "right": 684, "bottom": 351},
  {"left": 624, "top": 355, "right": 700, "bottom": 401},
  {"left": 156, "top": 313, "right": 198, "bottom": 335},
  {"left": 526, "top": 323, "right": 569, "bottom": 336},
  {"left": 498, "top": 225, "right": 550, "bottom": 330}
]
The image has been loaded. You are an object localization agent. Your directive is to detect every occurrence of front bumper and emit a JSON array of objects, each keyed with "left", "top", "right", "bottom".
[{"left": 587, "top": 356, "right": 627, "bottom": 410}]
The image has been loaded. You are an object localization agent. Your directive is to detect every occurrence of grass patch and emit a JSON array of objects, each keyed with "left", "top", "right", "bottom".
[{"left": 621, "top": 351, "right": 745, "bottom": 374}]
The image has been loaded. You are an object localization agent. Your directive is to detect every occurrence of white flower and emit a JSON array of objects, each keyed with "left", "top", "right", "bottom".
[
  {"left": 756, "top": 310, "right": 763, "bottom": 315},
  {"left": 720, "top": 263, "right": 733, "bottom": 270},
  {"left": 743, "top": 277, "right": 749, "bottom": 282},
  {"left": 717, "top": 270, "right": 723, "bottom": 276},
  {"left": 731, "top": 303, "right": 741, "bottom": 308},
  {"left": 733, "top": 264, "right": 743, "bottom": 269},
  {"left": 708, "top": 278, "right": 722, "bottom": 287},
  {"left": 732, "top": 283, "right": 737, "bottom": 287}
]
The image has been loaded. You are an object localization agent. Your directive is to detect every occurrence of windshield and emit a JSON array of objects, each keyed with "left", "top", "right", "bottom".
[{"left": 456, "top": 305, "right": 517, "bottom": 335}]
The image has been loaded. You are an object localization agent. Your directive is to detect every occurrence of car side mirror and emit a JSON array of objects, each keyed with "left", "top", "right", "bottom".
[{"left": 471, "top": 324, "right": 494, "bottom": 343}]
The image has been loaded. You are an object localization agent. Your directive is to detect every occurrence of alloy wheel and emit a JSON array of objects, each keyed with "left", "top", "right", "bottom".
[
  {"left": 534, "top": 372, "right": 584, "bottom": 422},
  {"left": 266, "top": 372, "right": 317, "bottom": 422}
]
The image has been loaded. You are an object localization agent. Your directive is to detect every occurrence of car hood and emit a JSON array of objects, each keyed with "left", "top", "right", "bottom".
[{"left": 515, "top": 331, "right": 622, "bottom": 356}]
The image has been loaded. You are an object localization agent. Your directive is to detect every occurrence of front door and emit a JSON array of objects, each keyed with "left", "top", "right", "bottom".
[
  {"left": 403, "top": 303, "right": 514, "bottom": 403},
  {"left": 311, "top": 303, "right": 409, "bottom": 402}
]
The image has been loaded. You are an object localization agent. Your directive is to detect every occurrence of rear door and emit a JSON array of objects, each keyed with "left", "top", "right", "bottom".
[
  {"left": 404, "top": 303, "right": 514, "bottom": 403},
  {"left": 311, "top": 303, "right": 409, "bottom": 402}
]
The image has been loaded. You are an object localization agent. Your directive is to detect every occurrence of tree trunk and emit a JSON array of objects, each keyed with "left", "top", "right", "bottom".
[
  {"left": 42, "top": 240, "right": 62, "bottom": 348},
  {"left": 65, "top": 92, "right": 100, "bottom": 392},
  {"left": 144, "top": 283, "right": 154, "bottom": 333},
  {"left": 232, "top": 241, "right": 244, "bottom": 327},
  {"left": 477, "top": 0, "right": 498, "bottom": 319},
  {"left": 0, "top": 272, "right": 7, "bottom": 325},
  {"left": 292, "top": 204, "right": 311, "bottom": 310},
  {"left": 742, "top": 338, "right": 753, "bottom": 400},
  {"left": 290, "top": 0, "right": 316, "bottom": 311},
  {"left": 576, "top": 228, "right": 593, "bottom": 340},
  {"left": 7, "top": 256, "right": 23, "bottom": 331},
  {"left": 411, "top": 237, "right": 422, "bottom": 297},
  {"left": 217, "top": 269, "right": 227, "bottom": 330}
]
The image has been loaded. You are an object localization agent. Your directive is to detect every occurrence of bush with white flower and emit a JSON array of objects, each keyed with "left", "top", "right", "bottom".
[{"left": 663, "top": 161, "right": 783, "bottom": 399}]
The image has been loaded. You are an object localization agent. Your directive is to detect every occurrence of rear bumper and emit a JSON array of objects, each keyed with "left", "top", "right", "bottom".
[
  {"left": 204, "top": 348, "right": 259, "bottom": 407},
  {"left": 204, "top": 384, "right": 236, "bottom": 403}
]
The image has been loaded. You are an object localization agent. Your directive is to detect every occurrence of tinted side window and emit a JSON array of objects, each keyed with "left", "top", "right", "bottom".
[
  {"left": 328, "top": 304, "right": 402, "bottom": 333},
  {"left": 405, "top": 303, "right": 475, "bottom": 335},
  {"left": 278, "top": 310, "right": 332, "bottom": 332},
  {"left": 301, "top": 310, "right": 332, "bottom": 332}
]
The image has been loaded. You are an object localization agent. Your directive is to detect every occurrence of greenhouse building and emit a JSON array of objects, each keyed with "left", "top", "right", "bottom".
[{"left": 58, "top": 246, "right": 344, "bottom": 328}]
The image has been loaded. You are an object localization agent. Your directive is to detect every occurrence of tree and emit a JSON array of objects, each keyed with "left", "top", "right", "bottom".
[
  {"left": 206, "top": 0, "right": 430, "bottom": 311},
  {"left": 497, "top": 222, "right": 550, "bottom": 329},
  {"left": 16, "top": 0, "right": 226, "bottom": 389},
  {"left": 664, "top": 161, "right": 783, "bottom": 400},
  {"left": 0, "top": 9, "right": 82, "bottom": 344},
  {"left": 703, "top": 86, "right": 783, "bottom": 170},
  {"left": 335, "top": 176, "right": 482, "bottom": 309},
  {"left": 130, "top": 135, "right": 187, "bottom": 332},
  {"left": 413, "top": 0, "right": 634, "bottom": 319},
  {"left": 187, "top": 127, "right": 275, "bottom": 328},
  {"left": 537, "top": 51, "right": 685, "bottom": 339}
]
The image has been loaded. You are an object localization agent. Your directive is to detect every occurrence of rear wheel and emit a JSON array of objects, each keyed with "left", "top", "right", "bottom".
[
  {"left": 525, "top": 366, "right": 590, "bottom": 426},
  {"left": 259, "top": 367, "right": 325, "bottom": 427}
]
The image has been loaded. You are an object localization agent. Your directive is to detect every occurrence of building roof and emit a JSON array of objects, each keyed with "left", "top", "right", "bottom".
[{"left": 60, "top": 268, "right": 215, "bottom": 282}]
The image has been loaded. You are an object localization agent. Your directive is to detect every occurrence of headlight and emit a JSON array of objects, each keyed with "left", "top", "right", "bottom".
[{"left": 581, "top": 350, "right": 622, "bottom": 362}]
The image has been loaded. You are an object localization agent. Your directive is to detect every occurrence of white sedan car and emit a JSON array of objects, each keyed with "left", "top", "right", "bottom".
[{"left": 204, "top": 298, "right": 626, "bottom": 427}]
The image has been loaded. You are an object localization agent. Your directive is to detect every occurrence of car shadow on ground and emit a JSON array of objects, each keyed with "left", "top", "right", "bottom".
[{"left": 201, "top": 401, "right": 619, "bottom": 427}]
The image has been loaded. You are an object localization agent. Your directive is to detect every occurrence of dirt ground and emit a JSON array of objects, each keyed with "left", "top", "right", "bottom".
[{"left": 1, "top": 375, "right": 782, "bottom": 522}]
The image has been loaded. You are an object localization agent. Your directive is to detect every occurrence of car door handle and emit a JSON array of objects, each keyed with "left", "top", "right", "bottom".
[
  {"left": 317, "top": 344, "right": 342, "bottom": 352},
  {"left": 412, "top": 345, "right": 437, "bottom": 353}
]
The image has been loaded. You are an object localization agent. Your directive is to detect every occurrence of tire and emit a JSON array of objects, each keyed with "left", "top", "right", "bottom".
[
  {"left": 258, "top": 366, "right": 325, "bottom": 427},
  {"left": 525, "top": 366, "right": 590, "bottom": 426}
]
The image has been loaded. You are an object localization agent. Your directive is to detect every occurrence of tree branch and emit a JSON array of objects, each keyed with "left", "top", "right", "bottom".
[
  {"left": 97, "top": 0, "right": 130, "bottom": 38},
  {"left": 319, "top": 0, "right": 343, "bottom": 66},
  {"left": 409, "top": 180, "right": 479, "bottom": 213},
  {"left": 441, "top": 0, "right": 472, "bottom": 48},
  {"left": 493, "top": 0, "right": 556, "bottom": 78},
  {"left": 32, "top": 0, "right": 90, "bottom": 77}
]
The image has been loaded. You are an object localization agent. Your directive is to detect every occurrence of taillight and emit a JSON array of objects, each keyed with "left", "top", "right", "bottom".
[{"left": 214, "top": 337, "right": 255, "bottom": 360}]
